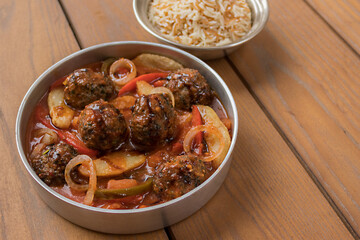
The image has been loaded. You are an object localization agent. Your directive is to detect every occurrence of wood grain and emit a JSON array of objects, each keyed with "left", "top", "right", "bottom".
[
  {"left": 59, "top": 0, "right": 157, "bottom": 47},
  {"left": 0, "top": 0, "right": 167, "bottom": 239},
  {"left": 305, "top": 0, "right": 360, "bottom": 54},
  {"left": 229, "top": 0, "right": 360, "bottom": 236},
  {"left": 60, "top": 0, "right": 355, "bottom": 238}
]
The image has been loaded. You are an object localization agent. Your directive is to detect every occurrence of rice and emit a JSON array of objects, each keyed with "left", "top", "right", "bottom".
[{"left": 148, "top": 0, "right": 252, "bottom": 47}]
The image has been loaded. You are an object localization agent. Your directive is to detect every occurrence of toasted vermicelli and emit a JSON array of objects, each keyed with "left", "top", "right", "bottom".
[{"left": 148, "top": 0, "right": 252, "bottom": 47}]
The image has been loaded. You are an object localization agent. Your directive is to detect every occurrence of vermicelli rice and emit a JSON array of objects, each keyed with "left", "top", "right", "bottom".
[{"left": 148, "top": 0, "right": 252, "bottom": 47}]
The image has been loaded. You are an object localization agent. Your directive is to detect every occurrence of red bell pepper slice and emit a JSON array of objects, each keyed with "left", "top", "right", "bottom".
[
  {"left": 118, "top": 72, "right": 168, "bottom": 96},
  {"left": 61, "top": 131, "right": 98, "bottom": 157}
]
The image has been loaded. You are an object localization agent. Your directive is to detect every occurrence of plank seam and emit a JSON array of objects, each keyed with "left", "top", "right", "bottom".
[
  {"left": 165, "top": 227, "right": 176, "bottom": 240},
  {"left": 225, "top": 56, "right": 360, "bottom": 240},
  {"left": 302, "top": 0, "right": 360, "bottom": 57},
  {"left": 57, "top": 0, "right": 82, "bottom": 48}
]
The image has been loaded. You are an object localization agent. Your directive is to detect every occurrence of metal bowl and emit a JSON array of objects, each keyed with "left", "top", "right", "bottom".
[
  {"left": 16, "top": 41, "right": 238, "bottom": 234},
  {"left": 133, "top": 0, "right": 269, "bottom": 60}
]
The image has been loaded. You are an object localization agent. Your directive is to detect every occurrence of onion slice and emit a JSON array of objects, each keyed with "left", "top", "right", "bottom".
[
  {"left": 101, "top": 57, "right": 117, "bottom": 75},
  {"left": 34, "top": 128, "right": 59, "bottom": 145},
  {"left": 196, "top": 105, "right": 231, "bottom": 167},
  {"left": 109, "top": 58, "right": 137, "bottom": 86},
  {"left": 30, "top": 143, "right": 46, "bottom": 159},
  {"left": 65, "top": 155, "right": 97, "bottom": 205},
  {"left": 83, "top": 159, "right": 97, "bottom": 206},
  {"left": 30, "top": 128, "right": 59, "bottom": 159},
  {"left": 150, "top": 87, "right": 175, "bottom": 107},
  {"left": 34, "top": 128, "right": 56, "bottom": 137},
  {"left": 183, "top": 125, "right": 225, "bottom": 162}
]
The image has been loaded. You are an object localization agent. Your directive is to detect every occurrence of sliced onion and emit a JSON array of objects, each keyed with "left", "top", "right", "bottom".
[
  {"left": 183, "top": 125, "right": 225, "bottom": 162},
  {"left": 65, "top": 155, "right": 96, "bottom": 199},
  {"left": 30, "top": 128, "right": 59, "bottom": 158},
  {"left": 150, "top": 87, "right": 175, "bottom": 107},
  {"left": 42, "top": 131, "right": 59, "bottom": 145},
  {"left": 83, "top": 159, "right": 97, "bottom": 206},
  {"left": 34, "top": 128, "right": 59, "bottom": 144},
  {"left": 101, "top": 57, "right": 117, "bottom": 75},
  {"left": 109, "top": 58, "right": 137, "bottom": 86},
  {"left": 34, "top": 128, "right": 54, "bottom": 137},
  {"left": 196, "top": 105, "right": 231, "bottom": 167},
  {"left": 34, "top": 128, "right": 59, "bottom": 145},
  {"left": 65, "top": 155, "right": 91, "bottom": 191},
  {"left": 30, "top": 143, "right": 46, "bottom": 159},
  {"left": 65, "top": 155, "right": 97, "bottom": 205}
]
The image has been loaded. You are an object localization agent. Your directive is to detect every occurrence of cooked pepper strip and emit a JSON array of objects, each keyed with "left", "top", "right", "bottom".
[
  {"left": 118, "top": 72, "right": 168, "bottom": 96},
  {"left": 62, "top": 131, "right": 98, "bottom": 157},
  {"left": 34, "top": 104, "right": 99, "bottom": 157},
  {"left": 94, "top": 178, "right": 153, "bottom": 200},
  {"left": 191, "top": 105, "right": 203, "bottom": 155}
]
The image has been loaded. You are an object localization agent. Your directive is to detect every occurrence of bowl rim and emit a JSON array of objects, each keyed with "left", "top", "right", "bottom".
[
  {"left": 133, "top": 0, "right": 269, "bottom": 50},
  {"left": 15, "top": 41, "right": 239, "bottom": 214}
]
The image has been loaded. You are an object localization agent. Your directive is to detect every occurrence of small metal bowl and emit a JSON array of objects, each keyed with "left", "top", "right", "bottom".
[
  {"left": 16, "top": 41, "right": 238, "bottom": 234},
  {"left": 133, "top": 0, "right": 269, "bottom": 60}
]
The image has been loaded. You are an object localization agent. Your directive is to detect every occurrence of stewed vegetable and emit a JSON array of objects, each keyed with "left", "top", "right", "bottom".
[{"left": 26, "top": 53, "right": 232, "bottom": 209}]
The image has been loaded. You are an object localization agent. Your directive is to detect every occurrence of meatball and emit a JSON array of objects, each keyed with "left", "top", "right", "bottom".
[
  {"left": 64, "top": 68, "right": 116, "bottom": 109},
  {"left": 130, "top": 94, "right": 176, "bottom": 147},
  {"left": 78, "top": 100, "right": 127, "bottom": 151},
  {"left": 165, "top": 68, "right": 213, "bottom": 110},
  {"left": 30, "top": 142, "right": 77, "bottom": 186},
  {"left": 153, "top": 155, "right": 207, "bottom": 200}
]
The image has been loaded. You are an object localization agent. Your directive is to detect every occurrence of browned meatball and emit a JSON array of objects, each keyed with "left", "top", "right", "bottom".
[
  {"left": 30, "top": 142, "right": 77, "bottom": 186},
  {"left": 78, "top": 100, "right": 127, "bottom": 151},
  {"left": 153, "top": 155, "right": 207, "bottom": 200},
  {"left": 64, "top": 68, "right": 116, "bottom": 109},
  {"left": 130, "top": 94, "right": 176, "bottom": 147},
  {"left": 165, "top": 68, "right": 213, "bottom": 110}
]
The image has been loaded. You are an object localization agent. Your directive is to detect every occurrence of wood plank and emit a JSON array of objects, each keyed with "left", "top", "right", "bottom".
[
  {"left": 305, "top": 0, "right": 360, "bottom": 54},
  {"left": 60, "top": 0, "right": 355, "bottom": 238},
  {"left": 0, "top": 0, "right": 167, "bottom": 239},
  {"left": 229, "top": 0, "right": 360, "bottom": 236}
]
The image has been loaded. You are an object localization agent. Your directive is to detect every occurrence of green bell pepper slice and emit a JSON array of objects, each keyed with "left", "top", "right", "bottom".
[{"left": 94, "top": 178, "right": 153, "bottom": 200}]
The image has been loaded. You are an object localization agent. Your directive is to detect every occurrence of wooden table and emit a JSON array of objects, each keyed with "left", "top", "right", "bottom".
[{"left": 1, "top": 0, "right": 359, "bottom": 239}]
